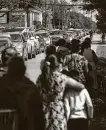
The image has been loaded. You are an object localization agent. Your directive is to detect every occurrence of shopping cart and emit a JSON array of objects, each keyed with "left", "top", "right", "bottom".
[{"left": 0, "top": 109, "right": 18, "bottom": 130}]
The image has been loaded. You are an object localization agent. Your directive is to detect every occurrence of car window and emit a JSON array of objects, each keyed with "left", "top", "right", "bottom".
[
  {"left": 40, "top": 33, "right": 48, "bottom": 37},
  {"left": 22, "top": 32, "right": 28, "bottom": 40},
  {"left": 0, "top": 40, "right": 8, "bottom": 52},
  {"left": 50, "top": 31, "right": 65, "bottom": 35},
  {"left": 10, "top": 34, "right": 22, "bottom": 42},
  {"left": 28, "top": 32, "right": 31, "bottom": 38}
]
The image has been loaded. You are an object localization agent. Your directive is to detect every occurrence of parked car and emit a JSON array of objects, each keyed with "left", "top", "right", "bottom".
[
  {"left": 22, "top": 29, "right": 37, "bottom": 58},
  {"left": 30, "top": 31, "right": 40, "bottom": 54},
  {"left": 9, "top": 32, "right": 28, "bottom": 60},
  {"left": 0, "top": 33, "right": 12, "bottom": 64},
  {"left": 35, "top": 29, "right": 51, "bottom": 47},
  {"left": 36, "top": 34, "right": 46, "bottom": 53},
  {"left": 50, "top": 29, "right": 68, "bottom": 45},
  {"left": 3, "top": 28, "right": 36, "bottom": 59}
]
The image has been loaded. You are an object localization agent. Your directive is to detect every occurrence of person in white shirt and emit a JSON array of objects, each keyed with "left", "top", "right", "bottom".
[{"left": 64, "top": 70, "right": 93, "bottom": 130}]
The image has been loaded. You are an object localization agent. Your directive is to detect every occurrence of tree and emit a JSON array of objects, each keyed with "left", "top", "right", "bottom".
[
  {"left": 67, "top": 11, "right": 96, "bottom": 29},
  {"left": 72, "top": 0, "right": 106, "bottom": 43}
]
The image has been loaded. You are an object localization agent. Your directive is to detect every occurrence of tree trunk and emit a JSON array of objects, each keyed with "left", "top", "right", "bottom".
[{"left": 102, "top": 32, "right": 105, "bottom": 44}]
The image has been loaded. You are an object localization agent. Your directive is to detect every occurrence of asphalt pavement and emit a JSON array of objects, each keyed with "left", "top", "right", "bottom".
[
  {"left": 25, "top": 53, "right": 45, "bottom": 83},
  {"left": 25, "top": 34, "right": 106, "bottom": 83}
]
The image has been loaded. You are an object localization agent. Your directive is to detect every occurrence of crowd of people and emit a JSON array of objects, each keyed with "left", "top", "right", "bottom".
[{"left": 0, "top": 37, "right": 98, "bottom": 130}]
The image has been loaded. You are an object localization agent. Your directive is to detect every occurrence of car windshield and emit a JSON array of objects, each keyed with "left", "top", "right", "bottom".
[
  {"left": 0, "top": 40, "right": 8, "bottom": 46},
  {"left": 50, "top": 31, "right": 64, "bottom": 35},
  {"left": 37, "top": 33, "right": 48, "bottom": 37},
  {"left": 10, "top": 34, "right": 22, "bottom": 42}
]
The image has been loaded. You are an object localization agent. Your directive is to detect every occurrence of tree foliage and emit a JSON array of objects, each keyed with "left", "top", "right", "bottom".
[
  {"left": 72, "top": 0, "right": 106, "bottom": 33},
  {"left": 67, "top": 11, "right": 96, "bottom": 30}
]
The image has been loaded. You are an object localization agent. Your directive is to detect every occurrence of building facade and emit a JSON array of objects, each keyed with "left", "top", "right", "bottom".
[{"left": 0, "top": 8, "right": 42, "bottom": 29}]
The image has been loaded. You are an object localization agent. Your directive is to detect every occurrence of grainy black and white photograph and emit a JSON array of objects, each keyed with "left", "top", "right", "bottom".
[{"left": 0, "top": 0, "right": 106, "bottom": 130}]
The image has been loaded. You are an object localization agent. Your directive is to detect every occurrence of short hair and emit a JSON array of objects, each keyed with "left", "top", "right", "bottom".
[
  {"left": 55, "top": 38, "right": 66, "bottom": 46},
  {"left": 71, "top": 39, "right": 80, "bottom": 53},
  {"left": 8, "top": 56, "right": 26, "bottom": 79},
  {"left": 46, "top": 45, "right": 56, "bottom": 56},
  {"left": 1, "top": 47, "right": 17, "bottom": 66},
  {"left": 82, "top": 38, "right": 91, "bottom": 49}
]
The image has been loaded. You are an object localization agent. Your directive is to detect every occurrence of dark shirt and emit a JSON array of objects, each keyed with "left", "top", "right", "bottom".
[{"left": 0, "top": 74, "right": 45, "bottom": 130}]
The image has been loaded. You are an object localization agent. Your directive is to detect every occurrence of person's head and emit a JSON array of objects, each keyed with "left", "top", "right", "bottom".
[
  {"left": 71, "top": 39, "right": 81, "bottom": 53},
  {"left": 41, "top": 54, "right": 59, "bottom": 91},
  {"left": 1, "top": 47, "right": 17, "bottom": 67},
  {"left": 69, "top": 70, "right": 79, "bottom": 81},
  {"left": 43, "top": 54, "right": 59, "bottom": 74},
  {"left": 55, "top": 38, "right": 66, "bottom": 47},
  {"left": 82, "top": 37, "right": 91, "bottom": 49},
  {"left": 45, "top": 45, "right": 56, "bottom": 58},
  {"left": 7, "top": 56, "right": 26, "bottom": 80}
]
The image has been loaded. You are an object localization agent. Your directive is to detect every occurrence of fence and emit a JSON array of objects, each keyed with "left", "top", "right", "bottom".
[{"left": 0, "top": 109, "right": 17, "bottom": 130}]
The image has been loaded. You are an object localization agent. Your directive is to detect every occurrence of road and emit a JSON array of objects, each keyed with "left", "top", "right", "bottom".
[
  {"left": 25, "top": 53, "right": 45, "bottom": 83},
  {"left": 25, "top": 34, "right": 106, "bottom": 83},
  {"left": 25, "top": 45, "right": 98, "bottom": 83}
]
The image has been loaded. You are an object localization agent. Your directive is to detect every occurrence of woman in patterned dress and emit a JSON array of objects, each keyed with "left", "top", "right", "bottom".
[{"left": 36, "top": 54, "right": 85, "bottom": 130}]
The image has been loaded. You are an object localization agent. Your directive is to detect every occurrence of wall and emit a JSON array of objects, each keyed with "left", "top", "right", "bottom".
[{"left": 0, "top": 8, "right": 43, "bottom": 29}]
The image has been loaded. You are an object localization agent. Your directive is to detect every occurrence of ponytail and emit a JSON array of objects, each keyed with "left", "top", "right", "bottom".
[
  {"left": 40, "top": 54, "right": 59, "bottom": 91},
  {"left": 41, "top": 61, "right": 53, "bottom": 91}
]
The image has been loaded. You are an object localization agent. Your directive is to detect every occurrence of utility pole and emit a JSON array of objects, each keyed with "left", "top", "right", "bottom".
[
  {"left": 61, "top": 0, "right": 63, "bottom": 30},
  {"left": 53, "top": 0, "right": 56, "bottom": 29},
  {"left": 45, "top": 0, "right": 46, "bottom": 28}
]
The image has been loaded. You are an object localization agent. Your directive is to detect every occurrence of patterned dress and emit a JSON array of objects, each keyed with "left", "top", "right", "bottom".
[
  {"left": 64, "top": 53, "right": 88, "bottom": 84},
  {"left": 36, "top": 71, "right": 67, "bottom": 130}
]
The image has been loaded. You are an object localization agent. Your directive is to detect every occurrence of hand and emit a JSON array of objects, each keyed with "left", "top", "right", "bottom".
[{"left": 88, "top": 119, "right": 92, "bottom": 126}]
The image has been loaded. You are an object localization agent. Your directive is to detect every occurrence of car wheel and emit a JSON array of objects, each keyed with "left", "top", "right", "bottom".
[
  {"left": 37, "top": 50, "right": 39, "bottom": 54},
  {"left": 38, "top": 48, "right": 41, "bottom": 53},
  {"left": 23, "top": 49, "right": 28, "bottom": 61},
  {"left": 28, "top": 51, "right": 32, "bottom": 59},
  {"left": 32, "top": 50, "right": 36, "bottom": 58},
  {"left": 36, "top": 50, "right": 38, "bottom": 55}
]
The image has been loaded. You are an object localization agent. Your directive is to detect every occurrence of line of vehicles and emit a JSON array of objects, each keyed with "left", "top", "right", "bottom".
[
  {"left": 0, "top": 28, "right": 52, "bottom": 63},
  {"left": 0, "top": 27, "right": 89, "bottom": 64}
]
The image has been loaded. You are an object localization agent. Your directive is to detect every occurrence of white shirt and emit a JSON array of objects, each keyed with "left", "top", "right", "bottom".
[{"left": 64, "top": 88, "right": 93, "bottom": 121}]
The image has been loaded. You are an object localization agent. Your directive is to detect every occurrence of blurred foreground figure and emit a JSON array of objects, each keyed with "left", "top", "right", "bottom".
[
  {"left": 0, "top": 56, "right": 45, "bottom": 130},
  {"left": 0, "top": 47, "right": 17, "bottom": 77},
  {"left": 37, "top": 54, "right": 85, "bottom": 130}
]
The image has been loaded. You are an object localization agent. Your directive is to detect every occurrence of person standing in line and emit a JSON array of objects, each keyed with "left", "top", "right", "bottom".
[
  {"left": 64, "top": 39, "right": 89, "bottom": 85},
  {"left": 63, "top": 70, "right": 93, "bottom": 130},
  {"left": 89, "top": 30, "right": 93, "bottom": 39},
  {"left": 0, "top": 47, "right": 17, "bottom": 77},
  {"left": 36, "top": 54, "right": 85, "bottom": 130},
  {"left": 82, "top": 38, "right": 98, "bottom": 90},
  {"left": 40, "top": 45, "right": 56, "bottom": 70},
  {"left": 0, "top": 54, "right": 45, "bottom": 130}
]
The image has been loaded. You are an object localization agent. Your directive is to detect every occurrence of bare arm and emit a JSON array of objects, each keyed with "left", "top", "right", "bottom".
[
  {"left": 66, "top": 76, "right": 85, "bottom": 91},
  {"left": 84, "top": 89, "right": 93, "bottom": 119},
  {"left": 64, "top": 96, "right": 70, "bottom": 121},
  {"left": 84, "top": 58, "right": 89, "bottom": 73}
]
